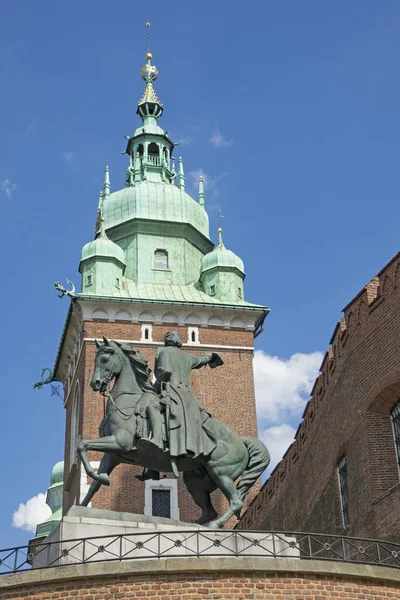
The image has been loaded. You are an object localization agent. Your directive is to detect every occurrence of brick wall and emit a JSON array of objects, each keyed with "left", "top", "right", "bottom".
[
  {"left": 2, "top": 567, "right": 400, "bottom": 600},
  {"left": 239, "top": 251, "right": 400, "bottom": 541},
  {"left": 63, "top": 320, "right": 259, "bottom": 524}
]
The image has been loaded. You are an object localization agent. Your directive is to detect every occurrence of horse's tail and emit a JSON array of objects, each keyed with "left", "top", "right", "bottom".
[{"left": 236, "top": 437, "right": 270, "bottom": 502}]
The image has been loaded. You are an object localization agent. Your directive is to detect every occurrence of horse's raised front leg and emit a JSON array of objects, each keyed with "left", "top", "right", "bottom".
[
  {"left": 205, "top": 463, "right": 244, "bottom": 530},
  {"left": 80, "top": 453, "right": 120, "bottom": 506},
  {"left": 78, "top": 433, "right": 132, "bottom": 484}
]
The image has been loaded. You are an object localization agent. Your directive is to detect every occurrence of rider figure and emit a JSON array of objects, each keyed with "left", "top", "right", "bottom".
[{"left": 153, "top": 331, "right": 222, "bottom": 459}]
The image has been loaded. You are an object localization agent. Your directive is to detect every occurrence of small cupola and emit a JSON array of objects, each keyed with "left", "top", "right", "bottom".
[
  {"left": 79, "top": 205, "right": 126, "bottom": 295},
  {"left": 200, "top": 227, "right": 246, "bottom": 303}
]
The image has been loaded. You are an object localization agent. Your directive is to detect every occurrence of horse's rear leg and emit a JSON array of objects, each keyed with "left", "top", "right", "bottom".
[
  {"left": 80, "top": 453, "right": 119, "bottom": 507},
  {"left": 183, "top": 472, "right": 217, "bottom": 525},
  {"left": 205, "top": 464, "right": 243, "bottom": 530}
]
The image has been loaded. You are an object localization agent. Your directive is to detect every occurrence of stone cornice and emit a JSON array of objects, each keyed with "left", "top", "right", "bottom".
[{"left": 1, "top": 556, "right": 399, "bottom": 590}]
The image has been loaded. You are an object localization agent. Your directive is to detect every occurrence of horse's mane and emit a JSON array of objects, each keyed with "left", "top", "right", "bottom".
[{"left": 116, "top": 342, "right": 156, "bottom": 394}]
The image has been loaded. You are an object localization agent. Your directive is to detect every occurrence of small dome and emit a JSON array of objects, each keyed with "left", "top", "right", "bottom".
[
  {"left": 200, "top": 242, "right": 244, "bottom": 275},
  {"left": 81, "top": 235, "right": 125, "bottom": 266},
  {"left": 50, "top": 461, "right": 64, "bottom": 486}
]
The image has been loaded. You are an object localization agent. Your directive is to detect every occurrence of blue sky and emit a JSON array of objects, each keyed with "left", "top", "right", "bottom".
[{"left": 1, "top": 0, "right": 400, "bottom": 548}]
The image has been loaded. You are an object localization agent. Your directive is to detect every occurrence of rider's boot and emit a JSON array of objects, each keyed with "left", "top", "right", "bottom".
[{"left": 135, "top": 468, "right": 160, "bottom": 481}]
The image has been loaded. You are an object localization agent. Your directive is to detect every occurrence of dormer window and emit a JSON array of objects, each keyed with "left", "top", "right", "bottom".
[{"left": 154, "top": 249, "right": 168, "bottom": 269}]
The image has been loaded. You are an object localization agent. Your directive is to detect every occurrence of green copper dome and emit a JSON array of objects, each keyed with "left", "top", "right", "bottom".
[
  {"left": 200, "top": 229, "right": 245, "bottom": 275},
  {"left": 50, "top": 461, "right": 64, "bottom": 486},
  {"left": 80, "top": 226, "right": 125, "bottom": 266},
  {"left": 103, "top": 182, "right": 210, "bottom": 238}
]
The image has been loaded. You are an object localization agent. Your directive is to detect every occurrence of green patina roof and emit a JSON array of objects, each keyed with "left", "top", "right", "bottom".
[
  {"left": 80, "top": 218, "right": 125, "bottom": 267},
  {"left": 50, "top": 461, "right": 64, "bottom": 486},
  {"left": 200, "top": 229, "right": 245, "bottom": 275},
  {"left": 79, "top": 279, "right": 264, "bottom": 308},
  {"left": 102, "top": 181, "right": 209, "bottom": 238}
]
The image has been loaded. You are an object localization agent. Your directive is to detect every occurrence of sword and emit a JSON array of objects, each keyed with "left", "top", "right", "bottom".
[{"left": 161, "top": 381, "right": 179, "bottom": 478}]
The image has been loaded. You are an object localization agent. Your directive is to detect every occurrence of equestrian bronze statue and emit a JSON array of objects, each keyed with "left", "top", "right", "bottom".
[{"left": 77, "top": 332, "right": 270, "bottom": 529}]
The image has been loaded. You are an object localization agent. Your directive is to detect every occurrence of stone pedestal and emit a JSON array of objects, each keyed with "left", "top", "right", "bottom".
[{"left": 31, "top": 506, "right": 299, "bottom": 568}]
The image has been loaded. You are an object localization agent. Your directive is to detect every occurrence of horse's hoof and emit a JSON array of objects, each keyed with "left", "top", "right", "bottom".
[{"left": 98, "top": 473, "right": 110, "bottom": 486}]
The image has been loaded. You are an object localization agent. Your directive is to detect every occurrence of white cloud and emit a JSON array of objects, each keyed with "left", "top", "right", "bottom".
[
  {"left": 209, "top": 130, "right": 233, "bottom": 148},
  {"left": 63, "top": 152, "right": 74, "bottom": 161},
  {"left": 187, "top": 168, "right": 227, "bottom": 199},
  {"left": 254, "top": 350, "right": 323, "bottom": 425},
  {"left": 12, "top": 493, "right": 51, "bottom": 533},
  {"left": 260, "top": 423, "right": 296, "bottom": 473},
  {"left": 254, "top": 349, "right": 323, "bottom": 475},
  {"left": 1, "top": 179, "right": 17, "bottom": 199}
]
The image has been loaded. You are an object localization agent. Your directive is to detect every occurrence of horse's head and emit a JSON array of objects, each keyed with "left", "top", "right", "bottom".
[{"left": 91, "top": 337, "right": 124, "bottom": 392}]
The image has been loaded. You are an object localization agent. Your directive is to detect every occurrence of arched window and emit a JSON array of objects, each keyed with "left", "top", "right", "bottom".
[
  {"left": 148, "top": 142, "right": 159, "bottom": 156},
  {"left": 69, "top": 382, "right": 80, "bottom": 470},
  {"left": 136, "top": 143, "right": 144, "bottom": 156},
  {"left": 391, "top": 400, "right": 400, "bottom": 476},
  {"left": 141, "top": 324, "right": 153, "bottom": 342},
  {"left": 154, "top": 249, "right": 168, "bottom": 269}
]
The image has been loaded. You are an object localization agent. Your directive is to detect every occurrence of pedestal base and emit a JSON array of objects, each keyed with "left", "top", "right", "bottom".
[{"left": 31, "top": 506, "right": 299, "bottom": 568}]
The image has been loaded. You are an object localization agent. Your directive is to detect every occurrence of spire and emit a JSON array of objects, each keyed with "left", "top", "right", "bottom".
[
  {"left": 198, "top": 175, "right": 205, "bottom": 208},
  {"left": 97, "top": 190, "right": 103, "bottom": 211},
  {"left": 137, "top": 23, "right": 163, "bottom": 123},
  {"left": 178, "top": 157, "right": 185, "bottom": 191},
  {"left": 103, "top": 165, "right": 110, "bottom": 197},
  {"left": 218, "top": 209, "right": 224, "bottom": 245}
]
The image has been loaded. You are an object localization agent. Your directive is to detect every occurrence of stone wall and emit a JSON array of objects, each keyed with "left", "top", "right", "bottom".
[
  {"left": 239, "top": 251, "right": 400, "bottom": 541},
  {"left": 1, "top": 558, "right": 399, "bottom": 600}
]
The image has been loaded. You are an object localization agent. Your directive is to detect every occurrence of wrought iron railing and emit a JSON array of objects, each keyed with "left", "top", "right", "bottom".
[{"left": 0, "top": 530, "right": 399, "bottom": 575}]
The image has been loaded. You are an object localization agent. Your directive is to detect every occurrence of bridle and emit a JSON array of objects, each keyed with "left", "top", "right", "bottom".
[{"left": 98, "top": 346, "right": 138, "bottom": 420}]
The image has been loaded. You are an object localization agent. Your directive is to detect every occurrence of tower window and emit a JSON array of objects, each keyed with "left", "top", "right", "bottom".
[
  {"left": 337, "top": 456, "right": 349, "bottom": 528},
  {"left": 238, "top": 287, "right": 242, "bottom": 299},
  {"left": 86, "top": 275, "right": 92, "bottom": 286},
  {"left": 116, "top": 277, "right": 120, "bottom": 289},
  {"left": 141, "top": 324, "right": 153, "bottom": 342},
  {"left": 210, "top": 285, "right": 215, "bottom": 296},
  {"left": 391, "top": 400, "right": 400, "bottom": 476},
  {"left": 152, "top": 489, "right": 171, "bottom": 518},
  {"left": 148, "top": 142, "right": 159, "bottom": 156},
  {"left": 188, "top": 327, "right": 199, "bottom": 345},
  {"left": 154, "top": 249, "right": 168, "bottom": 269},
  {"left": 144, "top": 478, "right": 179, "bottom": 520},
  {"left": 136, "top": 143, "right": 144, "bottom": 156}
]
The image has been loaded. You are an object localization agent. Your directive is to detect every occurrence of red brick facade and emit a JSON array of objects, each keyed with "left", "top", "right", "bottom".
[
  {"left": 2, "top": 563, "right": 400, "bottom": 600},
  {"left": 62, "top": 317, "right": 259, "bottom": 524},
  {"left": 239, "top": 252, "right": 400, "bottom": 541}
]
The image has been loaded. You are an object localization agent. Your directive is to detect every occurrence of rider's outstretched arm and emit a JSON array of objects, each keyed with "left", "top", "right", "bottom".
[{"left": 190, "top": 354, "right": 213, "bottom": 370}]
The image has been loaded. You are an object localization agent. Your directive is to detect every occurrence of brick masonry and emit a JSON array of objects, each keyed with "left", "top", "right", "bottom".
[
  {"left": 239, "top": 251, "right": 400, "bottom": 541},
  {"left": 1, "top": 563, "right": 400, "bottom": 600},
  {"left": 62, "top": 320, "right": 259, "bottom": 525}
]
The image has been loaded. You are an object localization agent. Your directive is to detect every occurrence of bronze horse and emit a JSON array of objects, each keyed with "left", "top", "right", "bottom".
[{"left": 77, "top": 339, "right": 270, "bottom": 529}]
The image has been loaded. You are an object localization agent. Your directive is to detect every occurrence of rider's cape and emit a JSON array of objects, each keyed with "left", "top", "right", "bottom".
[{"left": 155, "top": 346, "right": 217, "bottom": 459}]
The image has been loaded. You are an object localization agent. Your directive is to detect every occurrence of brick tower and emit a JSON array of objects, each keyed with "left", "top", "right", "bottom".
[{"left": 51, "top": 46, "right": 269, "bottom": 524}]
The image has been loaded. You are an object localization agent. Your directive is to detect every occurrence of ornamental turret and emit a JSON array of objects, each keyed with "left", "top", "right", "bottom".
[
  {"left": 79, "top": 199, "right": 126, "bottom": 295},
  {"left": 200, "top": 226, "right": 245, "bottom": 303},
  {"left": 34, "top": 461, "right": 64, "bottom": 539},
  {"left": 123, "top": 48, "right": 175, "bottom": 185}
]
